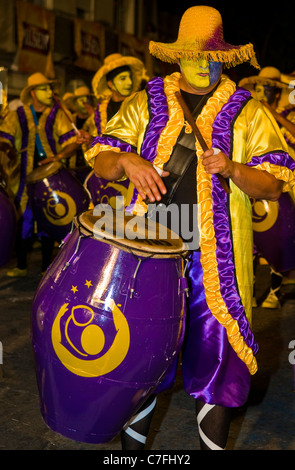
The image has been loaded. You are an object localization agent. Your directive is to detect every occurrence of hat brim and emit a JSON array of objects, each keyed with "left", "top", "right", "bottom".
[
  {"left": 92, "top": 56, "right": 145, "bottom": 98},
  {"left": 20, "top": 78, "right": 59, "bottom": 104},
  {"left": 239, "top": 76, "right": 288, "bottom": 89},
  {"left": 149, "top": 40, "right": 260, "bottom": 69}
]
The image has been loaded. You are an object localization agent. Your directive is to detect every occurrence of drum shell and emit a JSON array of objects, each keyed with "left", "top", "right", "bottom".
[
  {"left": 0, "top": 186, "right": 16, "bottom": 267},
  {"left": 27, "top": 166, "right": 89, "bottom": 240},
  {"left": 31, "top": 228, "right": 186, "bottom": 443},
  {"left": 252, "top": 193, "right": 295, "bottom": 272}
]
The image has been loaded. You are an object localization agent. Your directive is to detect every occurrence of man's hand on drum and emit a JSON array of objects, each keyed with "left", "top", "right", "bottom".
[{"left": 120, "top": 153, "right": 170, "bottom": 203}]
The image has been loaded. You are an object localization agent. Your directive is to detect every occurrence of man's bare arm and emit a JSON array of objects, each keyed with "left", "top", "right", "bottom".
[
  {"left": 94, "top": 150, "right": 169, "bottom": 202},
  {"left": 202, "top": 149, "right": 283, "bottom": 201}
]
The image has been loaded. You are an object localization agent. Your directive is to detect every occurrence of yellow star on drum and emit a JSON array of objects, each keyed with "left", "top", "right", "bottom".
[
  {"left": 85, "top": 280, "right": 93, "bottom": 288},
  {"left": 71, "top": 285, "right": 78, "bottom": 293}
]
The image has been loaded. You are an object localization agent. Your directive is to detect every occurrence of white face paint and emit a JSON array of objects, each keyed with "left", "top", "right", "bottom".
[{"left": 111, "top": 71, "right": 133, "bottom": 97}]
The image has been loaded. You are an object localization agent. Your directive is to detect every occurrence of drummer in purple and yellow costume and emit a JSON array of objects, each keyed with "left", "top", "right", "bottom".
[
  {"left": 0, "top": 72, "right": 80, "bottom": 277},
  {"left": 85, "top": 6, "right": 295, "bottom": 451},
  {"left": 80, "top": 54, "right": 148, "bottom": 207},
  {"left": 240, "top": 67, "right": 295, "bottom": 308},
  {"left": 79, "top": 53, "right": 147, "bottom": 145}
]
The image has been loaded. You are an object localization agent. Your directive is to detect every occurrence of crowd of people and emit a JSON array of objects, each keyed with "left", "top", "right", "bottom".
[{"left": 0, "top": 4, "right": 295, "bottom": 451}]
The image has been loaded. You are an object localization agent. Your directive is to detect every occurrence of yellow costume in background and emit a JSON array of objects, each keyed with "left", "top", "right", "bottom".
[{"left": 0, "top": 83, "right": 77, "bottom": 212}]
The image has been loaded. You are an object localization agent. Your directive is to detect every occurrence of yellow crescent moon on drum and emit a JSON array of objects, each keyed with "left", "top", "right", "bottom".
[
  {"left": 43, "top": 191, "right": 77, "bottom": 226},
  {"left": 252, "top": 199, "right": 279, "bottom": 232},
  {"left": 51, "top": 300, "right": 130, "bottom": 377}
]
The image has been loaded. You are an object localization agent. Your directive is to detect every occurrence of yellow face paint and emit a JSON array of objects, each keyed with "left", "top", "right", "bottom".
[
  {"left": 76, "top": 96, "right": 88, "bottom": 114},
  {"left": 254, "top": 84, "right": 267, "bottom": 102},
  {"left": 34, "top": 85, "right": 53, "bottom": 106},
  {"left": 180, "top": 58, "right": 210, "bottom": 88}
]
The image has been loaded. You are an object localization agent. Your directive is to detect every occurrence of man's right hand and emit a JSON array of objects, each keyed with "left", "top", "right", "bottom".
[{"left": 119, "top": 152, "right": 170, "bottom": 203}]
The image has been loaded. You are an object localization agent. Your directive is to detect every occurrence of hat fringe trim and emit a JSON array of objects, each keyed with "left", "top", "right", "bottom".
[{"left": 149, "top": 42, "right": 260, "bottom": 69}]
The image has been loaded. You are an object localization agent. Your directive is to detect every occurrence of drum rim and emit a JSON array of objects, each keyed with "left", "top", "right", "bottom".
[
  {"left": 75, "top": 210, "right": 188, "bottom": 258},
  {"left": 26, "top": 161, "right": 63, "bottom": 184}
]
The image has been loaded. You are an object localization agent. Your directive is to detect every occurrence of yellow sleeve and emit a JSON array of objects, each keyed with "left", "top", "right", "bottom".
[
  {"left": 233, "top": 99, "right": 295, "bottom": 192},
  {"left": 54, "top": 108, "right": 77, "bottom": 150},
  {"left": 0, "top": 110, "right": 22, "bottom": 149},
  {"left": 85, "top": 90, "right": 149, "bottom": 168}
]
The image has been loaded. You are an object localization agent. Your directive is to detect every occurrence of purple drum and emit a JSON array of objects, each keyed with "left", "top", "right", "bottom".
[
  {"left": 84, "top": 170, "right": 130, "bottom": 208},
  {"left": 26, "top": 162, "right": 90, "bottom": 240},
  {"left": 69, "top": 166, "right": 91, "bottom": 184},
  {"left": 252, "top": 192, "right": 295, "bottom": 272},
  {"left": 32, "top": 209, "right": 187, "bottom": 443},
  {"left": 0, "top": 185, "right": 16, "bottom": 267}
]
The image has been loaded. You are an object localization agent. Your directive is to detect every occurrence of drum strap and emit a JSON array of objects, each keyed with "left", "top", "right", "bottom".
[
  {"left": 152, "top": 88, "right": 216, "bottom": 206},
  {"left": 30, "top": 105, "right": 46, "bottom": 159}
]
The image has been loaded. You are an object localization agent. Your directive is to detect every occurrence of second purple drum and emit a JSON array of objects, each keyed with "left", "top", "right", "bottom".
[
  {"left": 31, "top": 209, "right": 188, "bottom": 444},
  {"left": 26, "top": 162, "right": 90, "bottom": 241},
  {"left": 84, "top": 170, "right": 131, "bottom": 209},
  {"left": 252, "top": 192, "right": 295, "bottom": 272},
  {"left": 0, "top": 184, "right": 16, "bottom": 267}
]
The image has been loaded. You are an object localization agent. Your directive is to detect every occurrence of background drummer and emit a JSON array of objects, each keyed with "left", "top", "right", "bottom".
[
  {"left": 76, "top": 53, "right": 148, "bottom": 149},
  {"left": 85, "top": 6, "right": 295, "bottom": 451},
  {"left": 0, "top": 72, "right": 80, "bottom": 277},
  {"left": 64, "top": 86, "right": 95, "bottom": 171},
  {"left": 240, "top": 67, "right": 295, "bottom": 308}
]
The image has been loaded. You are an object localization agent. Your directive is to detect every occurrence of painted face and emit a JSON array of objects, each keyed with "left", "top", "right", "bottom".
[
  {"left": 34, "top": 84, "right": 53, "bottom": 106},
  {"left": 180, "top": 58, "right": 223, "bottom": 89},
  {"left": 111, "top": 71, "right": 133, "bottom": 97},
  {"left": 255, "top": 84, "right": 278, "bottom": 105},
  {"left": 76, "top": 96, "right": 88, "bottom": 114}
]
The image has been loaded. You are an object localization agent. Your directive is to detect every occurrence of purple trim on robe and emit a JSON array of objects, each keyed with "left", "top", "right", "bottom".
[
  {"left": 45, "top": 104, "right": 59, "bottom": 154},
  {"left": 58, "top": 129, "right": 76, "bottom": 145},
  {"left": 129, "top": 77, "right": 169, "bottom": 208},
  {"left": 212, "top": 88, "right": 258, "bottom": 354},
  {"left": 141, "top": 77, "right": 169, "bottom": 162},
  {"left": 247, "top": 151, "right": 295, "bottom": 170},
  {"left": 16, "top": 106, "right": 29, "bottom": 204},
  {"left": 284, "top": 136, "right": 295, "bottom": 149},
  {"left": 0, "top": 131, "right": 14, "bottom": 145},
  {"left": 280, "top": 107, "right": 295, "bottom": 118},
  {"left": 91, "top": 134, "right": 136, "bottom": 153}
]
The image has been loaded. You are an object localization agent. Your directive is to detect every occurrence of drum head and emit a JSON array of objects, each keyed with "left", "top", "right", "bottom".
[
  {"left": 26, "top": 161, "right": 62, "bottom": 184},
  {"left": 76, "top": 210, "right": 186, "bottom": 257}
]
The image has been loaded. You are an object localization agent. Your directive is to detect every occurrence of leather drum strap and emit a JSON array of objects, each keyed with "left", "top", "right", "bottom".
[{"left": 160, "top": 128, "right": 197, "bottom": 205}]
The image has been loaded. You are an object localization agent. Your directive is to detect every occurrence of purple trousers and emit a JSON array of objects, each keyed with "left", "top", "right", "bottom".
[{"left": 157, "top": 250, "right": 251, "bottom": 408}]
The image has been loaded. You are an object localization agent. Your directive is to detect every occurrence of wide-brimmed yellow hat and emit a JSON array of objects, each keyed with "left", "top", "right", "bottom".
[
  {"left": 20, "top": 72, "right": 59, "bottom": 104},
  {"left": 92, "top": 53, "right": 146, "bottom": 99},
  {"left": 239, "top": 67, "right": 288, "bottom": 89},
  {"left": 72, "top": 86, "right": 92, "bottom": 99},
  {"left": 149, "top": 6, "right": 259, "bottom": 69},
  {"left": 65, "top": 86, "right": 93, "bottom": 108}
]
